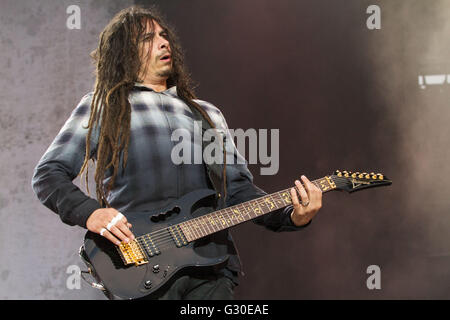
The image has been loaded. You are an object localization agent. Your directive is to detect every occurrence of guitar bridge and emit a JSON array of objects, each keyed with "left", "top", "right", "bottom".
[{"left": 117, "top": 240, "right": 148, "bottom": 266}]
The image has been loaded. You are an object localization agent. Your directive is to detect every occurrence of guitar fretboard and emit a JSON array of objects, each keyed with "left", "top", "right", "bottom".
[{"left": 178, "top": 176, "right": 337, "bottom": 242}]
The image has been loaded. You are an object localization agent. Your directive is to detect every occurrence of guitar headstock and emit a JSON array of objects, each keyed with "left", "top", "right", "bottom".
[{"left": 330, "top": 170, "right": 392, "bottom": 193}]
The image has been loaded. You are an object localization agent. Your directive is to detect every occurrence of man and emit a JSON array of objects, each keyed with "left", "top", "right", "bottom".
[{"left": 31, "top": 6, "right": 322, "bottom": 300}]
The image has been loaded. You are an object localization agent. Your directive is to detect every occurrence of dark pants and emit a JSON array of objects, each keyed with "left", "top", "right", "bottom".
[{"left": 136, "top": 274, "right": 236, "bottom": 300}]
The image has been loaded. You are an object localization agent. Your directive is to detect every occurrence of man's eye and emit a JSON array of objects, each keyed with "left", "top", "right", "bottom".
[{"left": 141, "top": 34, "right": 154, "bottom": 42}]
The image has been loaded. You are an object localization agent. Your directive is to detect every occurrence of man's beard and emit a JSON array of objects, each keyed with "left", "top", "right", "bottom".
[{"left": 156, "top": 66, "right": 173, "bottom": 78}]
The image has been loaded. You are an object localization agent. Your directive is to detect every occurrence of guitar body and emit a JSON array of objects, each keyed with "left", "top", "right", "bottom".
[{"left": 82, "top": 189, "right": 230, "bottom": 300}]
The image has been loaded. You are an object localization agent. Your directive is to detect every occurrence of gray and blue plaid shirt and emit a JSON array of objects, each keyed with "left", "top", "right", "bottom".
[{"left": 31, "top": 83, "right": 304, "bottom": 283}]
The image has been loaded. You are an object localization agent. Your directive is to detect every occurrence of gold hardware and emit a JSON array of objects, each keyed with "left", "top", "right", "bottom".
[
  {"left": 118, "top": 240, "right": 148, "bottom": 266},
  {"left": 325, "top": 176, "right": 337, "bottom": 189}
]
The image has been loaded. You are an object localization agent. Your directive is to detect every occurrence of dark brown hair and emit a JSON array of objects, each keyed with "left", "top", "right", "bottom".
[{"left": 78, "top": 5, "right": 217, "bottom": 207}]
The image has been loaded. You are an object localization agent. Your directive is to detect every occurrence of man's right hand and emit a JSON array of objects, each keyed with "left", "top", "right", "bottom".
[{"left": 86, "top": 208, "right": 135, "bottom": 246}]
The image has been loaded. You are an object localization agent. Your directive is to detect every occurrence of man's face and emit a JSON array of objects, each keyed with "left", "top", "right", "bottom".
[{"left": 138, "top": 19, "right": 172, "bottom": 81}]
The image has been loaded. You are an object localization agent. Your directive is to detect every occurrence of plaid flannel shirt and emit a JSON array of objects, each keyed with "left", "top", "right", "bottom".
[{"left": 31, "top": 83, "right": 306, "bottom": 283}]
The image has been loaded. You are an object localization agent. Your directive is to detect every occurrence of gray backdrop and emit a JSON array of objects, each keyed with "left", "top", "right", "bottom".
[{"left": 1, "top": 0, "right": 450, "bottom": 299}]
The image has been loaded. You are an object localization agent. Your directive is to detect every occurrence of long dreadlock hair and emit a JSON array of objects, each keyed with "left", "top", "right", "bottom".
[{"left": 78, "top": 5, "right": 218, "bottom": 207}]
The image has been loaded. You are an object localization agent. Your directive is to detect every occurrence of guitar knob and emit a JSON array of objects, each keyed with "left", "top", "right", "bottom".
[
  {"left": 144, "top": 280, "right": 152, "bottom": 289},
  {"left": 153, "top": 265, "right": 160, "bottom": 273}
]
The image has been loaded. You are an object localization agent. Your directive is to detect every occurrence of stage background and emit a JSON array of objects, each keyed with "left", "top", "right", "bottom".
[{"left": 1, "top": 0, "right": 450, "bottom": 299}]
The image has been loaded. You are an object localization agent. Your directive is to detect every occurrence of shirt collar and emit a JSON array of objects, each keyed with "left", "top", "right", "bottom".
[{"left": 133, "top": 82, "right": 178, "bottom": 97}]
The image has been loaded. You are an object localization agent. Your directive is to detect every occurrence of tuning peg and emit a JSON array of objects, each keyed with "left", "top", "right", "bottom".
[
  {"left": 351, "top": 173, "right": 357, "bottom": 178},
  {"left": 358, "top": 173, "right": 364, "bottom": 178},
  {"left": 337, "top": 172, "right": 343, "bottom": 177},
  {"left": 344, "top": 172, "right": 350, "bottom": 177},
  {"left": 377, "top": 174, "right": 384, "bottom": 180},
  {"left": 365, "top": 174, "right": 370, "bottom": 179},
  {"left": 371, "top": 175, "right": 377, "bottom": 179}
]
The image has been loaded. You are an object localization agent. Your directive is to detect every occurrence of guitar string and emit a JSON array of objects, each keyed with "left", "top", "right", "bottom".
[
  {"left": 124, "top": 177, "right": 387, "bottom": 257},
  {"left": 132, "top": 189, "right": 303, "bottom": 242},
  {"left": 130, "top": 183, "right": 326, "bottom": 247},
  {"left": 126, "top": 177, "right": 383, "bottom": 245},
  {"left": 128, "top": 177, "right": 373, "bottom": 243},
  {"left": 132, "top": 182, "right": 318, "bottom": 239}
]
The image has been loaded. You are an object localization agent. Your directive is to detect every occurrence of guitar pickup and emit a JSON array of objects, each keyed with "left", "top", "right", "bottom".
[{"left": 117, "top": 240, "right": 148, "bottom": 266}]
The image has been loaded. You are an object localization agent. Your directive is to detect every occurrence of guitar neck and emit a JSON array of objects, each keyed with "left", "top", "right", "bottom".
[{"left": 178, "top": 176, "right": 338, "bottom": 242}]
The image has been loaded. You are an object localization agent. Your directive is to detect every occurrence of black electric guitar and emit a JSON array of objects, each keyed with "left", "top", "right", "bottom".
[{"left": 80, "top": 170, "right": 391, "bottom": 299}]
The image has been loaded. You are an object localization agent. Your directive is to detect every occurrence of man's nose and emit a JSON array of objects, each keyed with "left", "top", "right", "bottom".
[{"left": 159, "top": 37, "right": 169, "bottom": 50}]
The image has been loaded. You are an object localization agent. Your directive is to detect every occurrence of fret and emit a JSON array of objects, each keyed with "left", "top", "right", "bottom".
[
  {"left": 212, "top": 211, "right": 225, "bottom": 231},
  {"left": 279, "top": 190, "right": 293, "bottom": 206},
  {"left": 217, "top": 209, "right": 231, "bottom": 228},
  {"left": 231, "top": 207, "right": 244, "bottom": 223},
  {"left": 210, "top": 212, "right": 223, "bottom": 231},
  {"left": 194, "top": 217, "right": 207, "bottom": 238},
  {"left": 251, "top": 199, "right": 264, "bottom": 216},
  {"left": 223, "top": 208, "right": 235, "bottom": 226},
  {"left": 315, "top": 177, "right": 336, "bottom": 192},
  {"left": 268, "top": 193, "right": 282, "bottom": 210},
  {"left": 206, "top": 214, "right": 218, "bottom": 233},
  {"left": 188, "top": 219, "right": 201, "bottom": 240},
  {"left": 199, "top": 215, "right": 212, "bottom": 235},
  {"left": 217, "top": 210, "right": 227, "bottom": 228},
  {"left": 223, "top": 209, "right": 233, "bottom": 226},
  {"left": 263, "top": 195, "right": 276, "bottom": 212},
  {"left": 233, "top": 207, "right": 244, "bottom": 224},
  {"left": 179, "top": 222, "right": 194, "bottom": 242},
  {"left": 174, "top": 176, "right": 336, "bottom": 243},
  {"left": 243, "top": 202, "right": 253, "bottom": 220},
  {"left": 271, "top": 192, "right": 285, "bottom": 209},
  {"left": 231, "top": 208, "right": 241, "bottom": 225},
  {"left": 203, "top": 215, "right": 213, "bottom": 234},
  {"left": 239, "top": 205, "right": 248, "bottom": 222}
]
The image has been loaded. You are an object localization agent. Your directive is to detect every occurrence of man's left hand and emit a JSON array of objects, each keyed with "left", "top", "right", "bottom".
[{"left": 289, "top": 175, "right": 323, "bottom": 227}]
